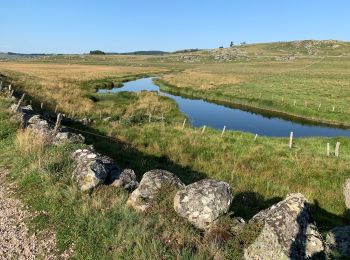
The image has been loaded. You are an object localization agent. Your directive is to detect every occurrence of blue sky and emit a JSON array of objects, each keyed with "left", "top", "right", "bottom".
[{"left": 1, "top": 0, "right": 349, "bottom": 53}]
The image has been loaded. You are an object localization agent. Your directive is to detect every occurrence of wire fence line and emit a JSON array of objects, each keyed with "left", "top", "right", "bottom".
[{"left": 0, "top": 80, "right": 346, "bottom": 158}]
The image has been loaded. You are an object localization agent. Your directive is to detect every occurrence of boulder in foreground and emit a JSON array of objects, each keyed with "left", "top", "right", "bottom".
[
  {"left": 127, "top": 169, "right": 184, "bottom": 211},
  {"left": 72, "top": 148, "right": 118, "bottom": 191},
  {"left": 244, "top": 193, "right": 325, "bottom": 260},
  {"left": 173, "top": 179, "right": 233, "bottom": 230}
]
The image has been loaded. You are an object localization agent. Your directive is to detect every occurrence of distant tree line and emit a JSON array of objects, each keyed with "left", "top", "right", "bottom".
[{"left": 89, "top": 50, "right": 105, "bottom": 55}]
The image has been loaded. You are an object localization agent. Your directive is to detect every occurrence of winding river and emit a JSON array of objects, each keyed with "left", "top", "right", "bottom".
[{"left": 97, "top": 77, "right": 350, "bottom": 137}]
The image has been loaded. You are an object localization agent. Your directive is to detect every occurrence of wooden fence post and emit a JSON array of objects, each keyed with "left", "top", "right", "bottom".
[
  {"left": 8, "top": 89, "right": 14, "bottom": 98},
  {"left": 326, "top": 143, "right": 330, "bottom": 156},
  {"left": 54, "top": 113, "right": 63, "bottom": 134},
  {"left": 201, "top": 125, "right": 206, "bottom": 134},
  {"left": 182, "top": 118, "right": 187, "bottom": 129},
  {"left": 221, "top": 126, "right": 226, "bottom": 138},
  {"left": 14, "top": 93, "right": 25, "bottom": 112},
  {"left": 335, "top": 142, "right": 340, "bottom": 157},
  {"left": 289, "top": 132, "right": 293, "bottom": 149}
]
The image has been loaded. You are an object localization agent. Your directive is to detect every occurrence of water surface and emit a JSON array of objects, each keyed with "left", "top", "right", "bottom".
[{"left": 97, "top": 78, "right": 350, "bottom": 137}]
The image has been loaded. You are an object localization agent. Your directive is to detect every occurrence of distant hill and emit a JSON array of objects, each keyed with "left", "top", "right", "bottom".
[
  {"left": 0, "top": 52, "right": 55, "bottom": 60},
  {"left": 107, "top": 51, "right": 169, "bottom": 55}
]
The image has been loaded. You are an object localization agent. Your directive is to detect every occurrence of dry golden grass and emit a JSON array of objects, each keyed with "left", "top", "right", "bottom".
[
  {"left": 16, "top": 128, "right": 46, "bottom": 157},
  {"left": 0, "top": 62, "right": 166, "bottom": 115},
  {"left": 162, "top": 69, "right": 243, "bottom": 90}
]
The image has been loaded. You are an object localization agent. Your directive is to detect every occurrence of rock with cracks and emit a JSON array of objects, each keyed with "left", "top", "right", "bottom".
[
  {"left": 244, "top": 193, "right": 325, "bottom": 260},
  {"left": 173, "top": 179, "right": 233, "bottom": 230},
  {"left": 326, "top": 226, "right": 350, "bottom": 257},
  {"left": 127, "top": 169, "right": 184, "bottom": 212},
  {"left": 343, "top": 178, "right": 350, "bottom": 209},
  {"left": 72, "top": 148, "right": 119, "bottom": 191}
]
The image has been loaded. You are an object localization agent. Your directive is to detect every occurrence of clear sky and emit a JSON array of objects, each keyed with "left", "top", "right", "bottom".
[{"left": 1, "top": 0, "right": 349, "bottom": 53}]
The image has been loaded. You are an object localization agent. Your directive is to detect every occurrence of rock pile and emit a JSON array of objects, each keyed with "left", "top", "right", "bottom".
[
  {"left": 210, "top": 47, "right": 248, "bottom": 62},
  {"left": 72, "top": 148, "right": 138, "bottom": 191}
]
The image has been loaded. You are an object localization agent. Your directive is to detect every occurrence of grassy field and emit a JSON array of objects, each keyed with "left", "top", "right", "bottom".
[{"left": 1, "top": 40, "right": 350, "bottom": 258}]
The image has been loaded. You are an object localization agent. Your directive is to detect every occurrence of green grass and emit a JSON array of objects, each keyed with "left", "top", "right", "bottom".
[
  {"left": 0, "top": 95, "right": 263, "bottom": 259},
  {"left": 1, "top": 40, "right": 350, "bottom": 258}
]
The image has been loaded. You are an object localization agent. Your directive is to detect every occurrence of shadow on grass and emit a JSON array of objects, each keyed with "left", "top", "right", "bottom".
[
  {"left": 230, "top": 192, "right": 283, "bottom": 220},
  {"left": 68, "top": 121, "right": 207, "bottom": 185}
]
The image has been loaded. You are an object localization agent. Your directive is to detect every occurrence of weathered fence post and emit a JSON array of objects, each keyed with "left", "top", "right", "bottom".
[
  {"left": 326, "top": 143, "right": 330, "bottom": 156},
  {"left": 14, "top": 93, "right": 25, "bottom": 112},
  {"left": 54, "top": 113, "right": 62, "bottom": 134},
  {"left": 182, "top": 118, "right": 186, "bottom": 129},
  {"left": 221, "top": 126, "right": 226, "bottom": 138},
  {"left": 289, "top": 131, "right": 293, "bottom": 149},
  {"left": 8, "top": 89, "right": 14, "bottom": 98},
  {"left": 335, "top": 142, "right": 340, "bottom": 157},
  {"left": 254, "top": 134, "right": 258, "bottom": 141},
  {"left": 201, "top": 125, "right": 206, "bottom": 134}
]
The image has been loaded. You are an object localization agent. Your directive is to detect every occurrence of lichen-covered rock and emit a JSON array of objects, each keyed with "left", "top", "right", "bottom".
[
  {"left": 326, "top": 226, "right": 350, "bottom": 257},
  {"left": 27, "top": 115, "right": 52, "bottom": 136},
  {"left": 127, "top": 169, "right": 184, "bottom": 211},
  {"left": 72, "top": 148, "right": 119, "bottom": 191},
  {"left": 344, "top": 179, "right": 350, "bottom": 209},
  {"left": 111, "top": 168, "right": 138, "bottom": 191},
  {"left": 244, "top": 193, "right": 325, "bottom": 260},
  {"left": 55, "top": 131, "right": 85, "bottom": 144},
  {"left": 173, "top": 179, "right": 233, "bottom": 229}
]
